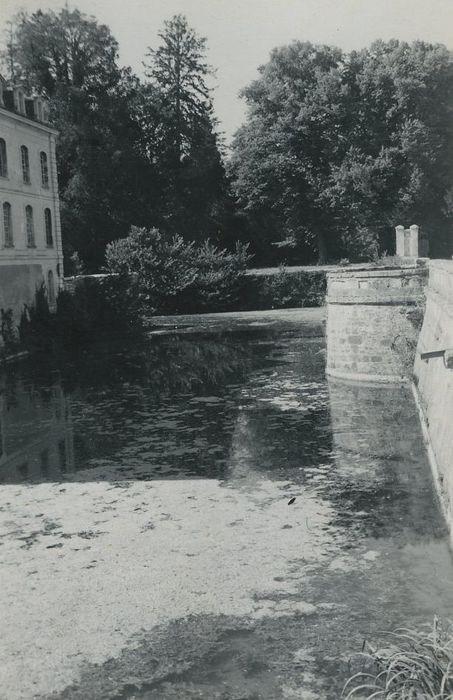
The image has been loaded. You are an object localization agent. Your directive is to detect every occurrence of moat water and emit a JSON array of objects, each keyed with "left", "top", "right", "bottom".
[{"left": 1, "top": 309, "right": 453, "bottom": 700}]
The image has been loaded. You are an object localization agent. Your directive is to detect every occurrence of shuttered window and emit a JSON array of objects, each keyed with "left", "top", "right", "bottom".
[
  {"left": 25, "top": 205, "right": 35, "bottom": 246},
  {"left": 44, "top": 208, "right": 53, "bottom": 246},
  {"left": 21, "top": 146, "right": 30, "bottom": 184},
  {"left": 3, "top": 203, "right": 13, "bottom": 247}
]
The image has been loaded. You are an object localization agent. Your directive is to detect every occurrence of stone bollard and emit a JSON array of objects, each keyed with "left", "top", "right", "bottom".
[{"left": 395, "top": 224, "right": 429, "bottom": 258}]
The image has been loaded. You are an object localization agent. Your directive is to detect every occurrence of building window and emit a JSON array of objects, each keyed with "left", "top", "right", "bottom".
[
  {"left": 0, "top": 139, "right": 7, "bottom": 178},
  {"left": 3, "top": 202, "right": 13, "bottom": 247},
  {"left": 44, "top": 208, "right": 53, "bottom": 246},
  {"left": 48, "top": 270, "right": 56, "bottom": 307},
  {"left": 21, "top": 146, "right": 30, "bottom": 184},
  {"left": 25, "top": 205, "right": 35, "bottom": 246},
  {"left": 40, "top": 152, "right": 49, "bottom": 188}
]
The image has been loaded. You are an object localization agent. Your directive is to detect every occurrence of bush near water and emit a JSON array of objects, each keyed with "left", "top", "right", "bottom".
[
  {"left": 241, "top": 267, "right": 326, "bottom": 311},
  {"left": 17, "top": 280, "right": 144, "bottom": 353},
  {"left": 104, "top": 226, "right": 252, "bottom": 315},
  {"left": 105, "top": 226, "right": 326, "bottom": 315}
]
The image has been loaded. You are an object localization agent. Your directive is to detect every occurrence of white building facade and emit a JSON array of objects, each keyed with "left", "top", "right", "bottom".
[{"left": 0, "top": 78, "right": 63, "bottom": 323}]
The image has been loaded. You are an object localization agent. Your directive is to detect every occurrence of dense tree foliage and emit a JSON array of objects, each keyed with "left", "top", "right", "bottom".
[
  {"left": 229, "top": 40, "right": 453, "bottom": 262},
  {"left": 3, "top": 10, "right": 235, "bottom": 271},
  {"left": 4, "top": 8, "right": 453, "bottom": 270}
]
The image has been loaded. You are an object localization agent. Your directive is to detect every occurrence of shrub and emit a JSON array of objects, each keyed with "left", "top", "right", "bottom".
[
  {"left": 341, "top": 226, "right": 381, "bottom": 263},
  {"left": 55, "top": 276, "right": 144, "bottom": 345},
  {"left": 19, "top": 285, "right": 54, "bottom": 352},
  {"left": 19, "top": 277, "right": 144, "bottom": 353},
  {"left": 181, "top": 240, "right": 252, "bottom": 313},
  {"left": 342, "top": 618, "right": 453, "bottom": 699},
  {"left": 0, "top": 308, "right": 19, "bottom": 357},
  {"left": 260, "top": 267, "right": 326, "bottom": 308},
  {"left": 105, "top": 226, "right": 252, "bottom": 315},
  {"left": 241, "top": 267, "right": 326, "bottom": 310}
]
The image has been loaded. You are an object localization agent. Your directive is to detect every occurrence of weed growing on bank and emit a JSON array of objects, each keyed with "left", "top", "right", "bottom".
[
  {"left": 0, "top": 308, "right": 19, "bottom": 359},
  {"left": 342, "top": 618, "right": 453, "bottom": 699},
  {"left": 18, "top": 279, "right": 144, "bottom": 354},
  {"left": 390, "top": 298, "right": 426, "bottom": 379}
]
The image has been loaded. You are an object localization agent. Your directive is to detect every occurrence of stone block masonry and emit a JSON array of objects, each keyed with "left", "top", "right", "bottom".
[
  {"left": 326, "top": 255, "right": 453, "bottom": 543},
  {"left": 326, "top": 264, "right": 428, "bottom": 383},
  {"left": 413, "top": 260, "right": 453, "bottom": 537}
]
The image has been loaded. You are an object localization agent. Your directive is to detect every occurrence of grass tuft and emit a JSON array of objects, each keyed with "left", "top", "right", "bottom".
[{"left": 342, "top": 618, "right": 453, "bottom": 699}]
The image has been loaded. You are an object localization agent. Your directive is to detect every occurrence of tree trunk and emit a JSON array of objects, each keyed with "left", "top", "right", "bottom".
[{"left": 317, "top": 230, "right": 327, "bottom": 264}]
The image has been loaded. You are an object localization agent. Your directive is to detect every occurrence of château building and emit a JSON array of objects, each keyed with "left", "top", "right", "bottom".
[{"left": 0, "top": 75, "right": 63, "bottom": 324}]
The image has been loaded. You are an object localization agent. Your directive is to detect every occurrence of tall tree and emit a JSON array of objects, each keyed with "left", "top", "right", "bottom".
[
  {"left": 229, "top": 42, "right": 345, "bottom": 264},
  {"left": 145, "top": 14, "right": 213, "bottom": 163},
  {"left": 4, "top": 8, "right": 158, "bottom": 271},
  {"left": 5, "top": 8, "right": 121, "bottom": 93},
  {"left": 143, "top": 15, "right": 231, "bottom": 243},
  {"left": 327, "top": 40, "right": 453, "bottom": 258},
  {"left": 230, "top": 40, "right": 453, "bottom": 263}
]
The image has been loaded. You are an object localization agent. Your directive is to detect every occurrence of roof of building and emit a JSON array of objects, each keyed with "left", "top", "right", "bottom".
[{"left": 0, "top": 74, "right": 53, "bottom": 129}]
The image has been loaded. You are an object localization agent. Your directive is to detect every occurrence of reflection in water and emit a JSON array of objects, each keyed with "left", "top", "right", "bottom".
[
  {"left": 0, "top": 370, "right": 74, "bottom": 483},
  {"left": 1, "top": 328, "right": 331, "bottom": 485},
  {"left": 1, "top": 314, "right": 453, "bottom": 700},
  {"left": 0, "top": 333, "right": 256, "bottom": 484},
  {"left": 326, "top": 378, "right": 446, "bottom": 541}
]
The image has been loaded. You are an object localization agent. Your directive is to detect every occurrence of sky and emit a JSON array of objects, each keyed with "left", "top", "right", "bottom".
[{"left": 2, "top": 0, "right": 453, "bottom": 142}]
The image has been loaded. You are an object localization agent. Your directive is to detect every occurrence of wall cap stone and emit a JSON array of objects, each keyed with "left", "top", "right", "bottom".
[
  {"left": 327, "top": 367, "right": 408, "bottom": 384},
  {"left": 327, "top": 262, "right": 428, "bottom": 279},
  {"left": 428, "top": 260, "right": 453, "bottom": 273}
]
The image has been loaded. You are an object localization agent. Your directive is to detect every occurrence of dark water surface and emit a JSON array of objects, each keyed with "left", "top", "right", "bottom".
[{"left": 1, "top": 309, "right": 453, "bottom": 700}]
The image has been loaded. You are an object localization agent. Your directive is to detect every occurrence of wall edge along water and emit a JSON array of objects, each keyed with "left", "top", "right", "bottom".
[
  {"left": 325, "top": 263, "right": 428, "bottom": 384},
  {"left": 326, "top": 256, "right": 453, "bottom": 545},
  {"left": 413, "top": 259, "right": 453, "bottom": 542}
]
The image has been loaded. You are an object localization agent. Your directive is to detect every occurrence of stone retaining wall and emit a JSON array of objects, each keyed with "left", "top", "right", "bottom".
[
  {"left": 413, "top": 260, "right": 453, "bottom": 533},
  {"left": 326, "top": 264, "right": 428, "bottom": 383}
]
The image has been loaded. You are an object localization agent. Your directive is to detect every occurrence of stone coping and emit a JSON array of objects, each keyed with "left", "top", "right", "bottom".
[
  {"left": 246, "top": 259, "right": 429, "bottom": 276},
  {"left": 326, "top": 295, "right": 426, "bottom": 306},
  {"left": 327, "top": 367, "right": 408, "bottom": 384},
  {"left": 63, "top": 261, "right": 432, "bottom": 284},
  {"left": 428, "top": 259, "right": 453, "bottom": 272},
  {"left": 326, "top": 260, "right": 429, "bottom": 277}
]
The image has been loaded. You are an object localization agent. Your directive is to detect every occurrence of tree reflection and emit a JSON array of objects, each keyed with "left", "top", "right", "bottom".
[{"left": 0, "top": 331, "right": 259, "bottom": 483}]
